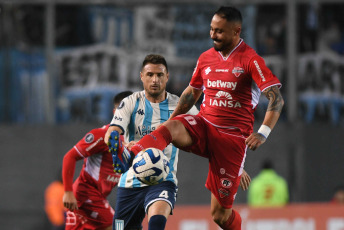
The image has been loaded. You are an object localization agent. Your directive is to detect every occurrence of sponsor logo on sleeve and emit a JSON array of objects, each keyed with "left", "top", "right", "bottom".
[
  {"left": 86, "top": 137, "right": 103, "bottom": 151},
  {"left": 118, "top": 101, "right": 125, "bottom": 109},
  {"left": 85, "top": 133, "right": 94, "bottom": 143},
  {"left": 253, "top": 60, "right": 266, "bottom": 82},
  {"left": 113, "top": 116, "right": 123, "bottom": 121}
]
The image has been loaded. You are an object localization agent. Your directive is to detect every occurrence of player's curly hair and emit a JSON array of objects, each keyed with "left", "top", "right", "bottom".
[
  {"left": 215, "top": 6, "right": 242, "bottom": 24},
  {"left": 142, "top": 54, "right": 168, "bottom": 73}
]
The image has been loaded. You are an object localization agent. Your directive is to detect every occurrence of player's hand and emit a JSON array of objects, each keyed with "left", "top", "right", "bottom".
[
  {"left": 63, "top": 191, "right": 78, "bottom": 211},
  {"left": 105, "top": 126, "right": 117, "bottom": 145},
  {"left": 245, "top": 132, "right": 266, "bottom": 151},
  {"left": 240, "top": 169, "right": 251, "bottom": 191},
  {"left": 125, "top": 141, "right": 137, "bottom": 151}
]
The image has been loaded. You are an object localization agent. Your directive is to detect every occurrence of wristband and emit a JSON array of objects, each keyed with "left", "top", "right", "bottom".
[{"left": 257, "top": 125, "right": 271, "bottom": 139}]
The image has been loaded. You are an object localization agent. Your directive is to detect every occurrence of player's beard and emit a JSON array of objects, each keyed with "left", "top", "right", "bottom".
[
  {"left": 147, "top": 85, "right": 163, "bottom": 98},
  {"left": 213, "top": 39, "right": 231, "bottom": 52},
  {"left": 213, "top": 39, "right": 223, "bottom": 51}
]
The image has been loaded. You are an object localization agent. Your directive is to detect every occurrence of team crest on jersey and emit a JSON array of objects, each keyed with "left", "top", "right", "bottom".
[
  {"left": 221, "top": 178, "right": 233, "bottom": 188},
  {"left": 118, "top": 101, "right": 125, "bottom": 109},
  {"left": 232, "top": 67, "right": 244, "bottom": 77},
  {"left": 85, "top": 133, "right": 94, "bottom": 143}
]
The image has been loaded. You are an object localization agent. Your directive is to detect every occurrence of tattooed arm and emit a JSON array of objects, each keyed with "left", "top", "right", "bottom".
[
  {"left": 245, "top": 85, "right": 284, "bottom": 150},
  {"left": 261, "top": 85, "right": 284, "bottom": 129},
  {"left": 170, "top": 85, "right": 203, "bottom": 119}
]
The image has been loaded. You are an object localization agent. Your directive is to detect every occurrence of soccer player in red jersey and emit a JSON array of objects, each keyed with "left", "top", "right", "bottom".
[
  {"left": 62, "top": 91, "right": 132, "bottom": 230},
  {"left": 106, "top": 6, "right": 283, "bottom": 230}
]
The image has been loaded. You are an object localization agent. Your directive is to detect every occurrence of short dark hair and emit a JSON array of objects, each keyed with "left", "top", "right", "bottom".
[
  {"left": 215, "top": 6, "right": 242, "bottom": 24},
  {"left": 142, "top": 54, "right": 168, "bottom": 73},
  {"left": 113, "top": 91, "right": 133, "bottom": 105}
]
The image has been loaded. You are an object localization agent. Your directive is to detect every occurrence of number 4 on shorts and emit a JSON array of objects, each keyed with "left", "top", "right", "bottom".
[{"left": 159, "top": 190, "right": 169, "bottom": 199}]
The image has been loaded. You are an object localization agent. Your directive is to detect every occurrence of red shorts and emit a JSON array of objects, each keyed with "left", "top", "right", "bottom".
[
  {"left": 65, "top": 199, "right": 114, "bottom": 230},
  {"left": 173, "top": 114, "right": 247, "bottom": 209}
]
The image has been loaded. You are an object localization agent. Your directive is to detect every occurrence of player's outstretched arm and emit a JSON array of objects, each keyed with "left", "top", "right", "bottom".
[
  {"left": 170, "top": 85, "right": 202, "bottom": 119},
  {"left": 245, "top": 86, "right": 284, "bottom": 150},
  {"left": 62, "top": 148, "right": 83, "bottom": 211}
]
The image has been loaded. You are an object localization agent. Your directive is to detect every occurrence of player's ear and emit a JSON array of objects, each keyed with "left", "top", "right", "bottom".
[
  {"left": 234, "top": 24, "right": 241, "bottom": 36},
  {"left": 140, "top": 71, "right": 144, "bottom": 82}
]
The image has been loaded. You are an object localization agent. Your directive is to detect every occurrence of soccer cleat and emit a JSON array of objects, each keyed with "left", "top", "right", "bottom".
[{"left": 108, "top": 130, "right": 132, "bottom": 173}]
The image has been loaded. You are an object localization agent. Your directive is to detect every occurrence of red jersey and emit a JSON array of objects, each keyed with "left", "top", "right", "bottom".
[
  {"left": 190, "top": 39, "right": 281, "bottom": 136},
  {"left": 72, "top": 124, "right": 121, "bottom": 204}
]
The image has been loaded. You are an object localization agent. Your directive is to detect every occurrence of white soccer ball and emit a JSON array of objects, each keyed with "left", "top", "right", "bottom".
[{"left": 132, "top": 148, "right": 170, "bottom": 185}]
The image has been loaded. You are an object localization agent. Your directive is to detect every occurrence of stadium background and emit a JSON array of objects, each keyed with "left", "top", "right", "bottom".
[{"left": 1, "top": 0, "right": 344, "bottom": 229}]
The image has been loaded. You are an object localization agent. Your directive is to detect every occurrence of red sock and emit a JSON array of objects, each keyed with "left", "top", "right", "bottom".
[
  {"left": 131, "top": 125, "right": 172, "bottom": 155},
  {"left": 220, "top": 209, "right": 242, "bottom": 230}
]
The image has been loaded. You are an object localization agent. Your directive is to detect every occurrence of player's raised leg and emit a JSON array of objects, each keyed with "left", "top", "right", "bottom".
[
  {"left": 130, "top": 119, "right": 193, "bottom": 155},
  {"left": 211, "top": 194, "right": 242, "bottom": 230}
]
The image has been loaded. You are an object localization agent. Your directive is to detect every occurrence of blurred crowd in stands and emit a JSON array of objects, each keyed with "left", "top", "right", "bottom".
[
  {"left": 251, "top": 4, "right": 344, "bottom": 125},
  {"left": 1, "top": 3, "right": 344, "bottom": 124}
]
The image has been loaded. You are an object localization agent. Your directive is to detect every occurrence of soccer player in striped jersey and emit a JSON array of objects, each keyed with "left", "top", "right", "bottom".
[{"left": 105, "top": 54, "right": 199, "bottom": 230}]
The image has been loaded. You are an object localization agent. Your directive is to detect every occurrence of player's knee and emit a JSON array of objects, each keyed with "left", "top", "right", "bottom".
[
  {"left": 163, "top": 120, "right": 183, "bottom": 138},
  {"left": 164, "top": 119, "right": 179, "bottom": 130},
  {"left": 213, "top": 209, "right": 242, "bottom": 230},
  {"left": 212, "top": 215, "right": 227, "bottom": 226},
  {"left": 211, "top": 208, "right": 229, "bottom": 226}
]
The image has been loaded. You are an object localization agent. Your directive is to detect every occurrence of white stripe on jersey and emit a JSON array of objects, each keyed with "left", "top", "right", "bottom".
[
  {"left": 74, "top": 145, "right": 105, "bottom": 181},
  {"left": 110, "top": 90, "right": 198, "bottom": 188},
  {"left": 251, "top": 81, "right": 261, "bottom": 109},
  {"left": 84, "top": 154, "right": 103, "bottom": 181},
  {"left": 73, "top": 146, "right": 85, "bottom": 158}
]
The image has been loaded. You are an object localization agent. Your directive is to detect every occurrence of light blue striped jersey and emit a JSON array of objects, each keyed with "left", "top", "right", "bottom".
[{"left": 110, "top": 90, "right": 198, "bottom": 188}]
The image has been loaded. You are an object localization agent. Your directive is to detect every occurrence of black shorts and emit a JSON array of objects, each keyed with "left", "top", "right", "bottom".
[{"left": 113, "top": 181, "right": 178, "bottom": 230}]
